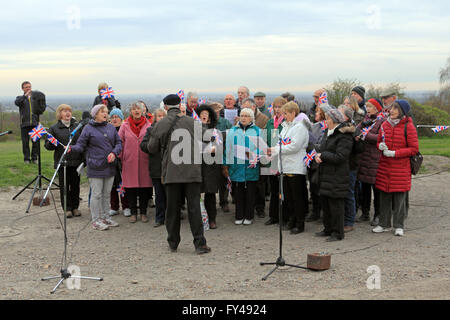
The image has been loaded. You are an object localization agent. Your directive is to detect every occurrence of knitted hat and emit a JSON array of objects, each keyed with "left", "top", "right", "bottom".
[
  {"left": 367, "top": 98, "right": 383, "bottom": 112},
  {"left": 395, "top": 99, "right": 411, "bottom": 116},
  {"left": 326, "top": 108, "right": 345, "bottom": 124},
  {"left": 319, "top": 103, "right": 333, "bottom": 114},
  {"left": 338, "top": 105, "right": 354, "bottom": 121},
  {"left": 109, "top": 108, "right": 124, "bottom": 120},
  {"left": 91, "top": 104, "right": 105, "bottom": 118},
  {"left": 351, "top": 86, "right": 366, "bottom": 99}
]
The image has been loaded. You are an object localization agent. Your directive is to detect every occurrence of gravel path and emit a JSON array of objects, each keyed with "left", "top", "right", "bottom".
[{"left": 0, "top": 156, "right": 449, "bottom": 300}]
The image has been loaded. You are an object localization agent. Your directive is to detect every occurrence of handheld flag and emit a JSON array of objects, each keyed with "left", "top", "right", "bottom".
[
  {"left": 268, "top": 104, "right": 273, "bottom": 115},
  {"left": 100, "top": 87, "right": 115, "bottom": 99},
  {"left": 280, "top": 137, "right": 292, "bottom": 146},
  {"left": 192, "top": 109, "right": 200, "bottom": 121},
  {"left": 46, "top": 133, "right": 59, "bottom": 147},
  {"left": 432, "top": 126, "right": 449, "bottom": 133},
  {"left": 319, "top": 121, "right": 328, "bottom": 132},
  {"left": 303, "top": 149, "right": 317, "bottom": 168},
  {"left": 212, "top": 129, "right": 222, "bottom": 145},
  {"left": 226, "top": 177, "right": 232, "bottom": 193},
  {"left": 198, "top": 98, "right": 206, "bottom": 105},
  {"left": 318, "top": 92, "right": 328, "bottom": 105},
  {"left": 28, "top": 123, "right": 47, "bottom": 142},
  {"left": 177, "top": 90, "right": 185, "bottom": 102},
  {"left": 381, "top": 125, "right": 386, "bottom": 142},
  {"left": 117, "top": 182, "right": 125, "bottom": 197}
]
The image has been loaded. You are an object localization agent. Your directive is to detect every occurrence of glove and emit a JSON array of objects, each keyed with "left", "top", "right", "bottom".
[
  {"left": 378, "top": 142, "right": 388, "bottom": 151},
  {"left": 383, "top": 150, "right": 395, "bottom": 158}
]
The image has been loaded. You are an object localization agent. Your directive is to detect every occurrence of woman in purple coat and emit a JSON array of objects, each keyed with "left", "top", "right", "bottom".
[{"left": 70, "top": 104, "right": 122, "bottom": 231}]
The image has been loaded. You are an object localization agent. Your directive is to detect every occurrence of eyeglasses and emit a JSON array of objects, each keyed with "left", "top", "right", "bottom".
[{"left": 240, "top": 115, "right": 251, "bottom": 118}]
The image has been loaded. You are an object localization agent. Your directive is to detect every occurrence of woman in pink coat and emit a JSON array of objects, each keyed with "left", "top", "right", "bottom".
[{"left": 119, "top": 101, "right": 152, "bottom": 223}]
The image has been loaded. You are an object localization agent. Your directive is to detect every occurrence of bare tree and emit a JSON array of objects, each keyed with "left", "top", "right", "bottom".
[{"left": 439, "top": 57, "right": 450, "bottom": 84}]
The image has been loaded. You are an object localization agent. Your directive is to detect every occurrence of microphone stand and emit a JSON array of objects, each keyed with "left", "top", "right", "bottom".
[
  {"left": 40, "top": 131, "right": 102, "bottom": 294},
  {"left": 260, "top": 136, "right": 308, "bottom": 280}
]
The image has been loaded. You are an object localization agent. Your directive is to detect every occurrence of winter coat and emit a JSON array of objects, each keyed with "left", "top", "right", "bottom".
[
  {"left": 353, "top": 108, "right": 366, "bottom": 126},
  {"left": 118, "top": 118, "right": 152, "bottom": 188},
  {"left": 258, "top": 105, "right": 272, "bottom": 118},
  {"left": 216, "top": 116, "right": 232, "bottom": 132},
  {"left": 92, "top": 95, "right": 120, "bottom": 112},
  {"left": 375, "top": 117, "right": 419, "bottom": 193},
  {"left": 224, "top": 122, "right": 261, "bottom": 183},
  {"left": 140, "top": 125, "right": 162, "bottom": 180},
  {"left": 44, "top": 118, "right": 83, "bottom": 169},
  {"left": 254, "top": 109, "right": 269, "bottom": 129},
  {"left": 318, "top": 123, "right": 354, "bottom": 199},
  {"left": 275, "top": 120, "right": 309, "bottom": 175},
  {"left": 147, "top": 107, "right": 203, "bottom": 184},
  {"left": 356, "top": 113, "right": 385, "bottom": 184},
  {"left": 341, "top": 122, "right": 362, "bottom": 171},
  {"left": 197, "top": 105, "right": 222, "bottom": 194},
  {"left": 14, "top": 91, "right": 46, "bottom": 128},
  {"left": 71, "top": 120, "right": 122, "bottom": 178},
  {"left": 264, "top": 117, "right": 285, "bottom": 174}
]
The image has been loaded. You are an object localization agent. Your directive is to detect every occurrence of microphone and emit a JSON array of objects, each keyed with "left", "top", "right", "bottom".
[
  {"left": 0, "top": 130, "right": 13, "bottom": 137},
  {"left": 70, "top": 119, "right": 89, "bottom": 137}
]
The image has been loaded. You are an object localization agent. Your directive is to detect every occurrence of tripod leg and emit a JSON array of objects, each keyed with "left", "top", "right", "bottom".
[
  {"left": 260, "top": 262, "right": 277, "bottom": 266},
  {"left": 42, "top": 275, "right": 62, "bottom": 281},
  {"left": 26, "top": 176, "right": 41, "bottom": 213},
  {"left": 71, "top": 276, "right": 103, "bottom": 281},
  {"left": 12, "top": 176, "right": 38, "bottom": 200},
  {"left": 262, "top": 266, "right": 279, "bottom": 281},
  {"left": 50, "top": 278, "right": 65, "bottom": 294}
]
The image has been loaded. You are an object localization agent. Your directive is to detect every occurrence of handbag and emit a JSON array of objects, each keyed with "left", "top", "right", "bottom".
[{"left": 404, "top": 119, "right": 423, "bottom": 175}]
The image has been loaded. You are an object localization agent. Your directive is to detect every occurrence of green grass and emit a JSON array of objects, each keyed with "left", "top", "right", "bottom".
[
  {"left": 0, "top": 140, "right": 87, "bottom": 188},
  {"left": 418, "top": 135, "right": 450, "bottom": 157}
]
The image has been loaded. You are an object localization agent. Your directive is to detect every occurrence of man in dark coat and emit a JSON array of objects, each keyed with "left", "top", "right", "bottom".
[
  {"left": 14, "top": 81, "right": 46, "bottom": 163},
  {"left": 147, "top": 94, "right": 211, "bottom": 254}
]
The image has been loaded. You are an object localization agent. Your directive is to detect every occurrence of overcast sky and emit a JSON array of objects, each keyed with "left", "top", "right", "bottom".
[{"left": 1, "top": 0, "right": 449, "bottom": 96}]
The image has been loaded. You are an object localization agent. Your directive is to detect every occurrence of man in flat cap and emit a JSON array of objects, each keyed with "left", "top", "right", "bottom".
[
  {"left": 147, "top": 94, "right": 211, "bottom": 254},
  {"left": 380, "top": 89, "right": 397, "bottom": 112},
  {"left": 254, "top": 92, "right": 271, "bottom": 118}
]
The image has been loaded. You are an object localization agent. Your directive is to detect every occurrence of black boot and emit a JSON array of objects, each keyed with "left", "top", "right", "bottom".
[
  {"left": 305, "top": 211, "right": 320, "bottom": 222},
  {"left": 356, "top": 211, "right": 370, "bottom": 222}
]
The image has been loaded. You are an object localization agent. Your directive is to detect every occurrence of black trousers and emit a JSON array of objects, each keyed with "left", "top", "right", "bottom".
[
  {"left": 153, "top": 179, "right": 167, "bottom": 223},
  {"left": 218, "top": 175, "right": 229, "bottom": 207},
  {"left": 21, "top": 126, "right": 39, "bottom": 161},
  {"left": 320, "top": 195, "right": 345, "bottom": 240},
  {"left": 268, "top": 175, "right": 289, "bottom": 222},
  {"left": 255, "top": 175, "right": 268, "bottom": 213},
  {"left": 204, "top": 193, "right": 217, "bottom": 223},
  {"left": 233, "top": 181, "right": 257, "bottom": 220},
  {"left": 166, "top": 183, "right": 206, "bottom": 250},
  {"left": 283, "top": 174, "right": 308, "bottom": 229},
  {"left": 307, "top": 170, "right": 321, "bottom": 216},
  {"left": 57, "top": 166, "right": 80, "bottom": 212},
  {"left": 361, "top": 182, "right": 380, "bottom": 218},
  {"left": 125, "top": 187, "right": 152, "bottom": 215}
]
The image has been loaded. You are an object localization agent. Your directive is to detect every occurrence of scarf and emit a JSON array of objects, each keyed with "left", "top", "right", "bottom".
[
  {"left": 273, "top": 115, "right": 284, "bottom": 129},
  {"left": 61, "top": 120, "right": 71, "bottom": 127},
  {"left": 128, "top": 116, "right": 147, "bottom": 137},
  {"left": 387, "top": 116, "right": 402, "bottom": 127}
]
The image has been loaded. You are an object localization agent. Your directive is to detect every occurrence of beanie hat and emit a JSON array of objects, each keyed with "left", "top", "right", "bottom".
[
  {"left": 109, "top": 108, "right": 124, "bottom": 120},
  {"left": 319, "top": 103, "right": 333, "bottom": 114},
  {"left": 338, "top": 105, "right": 354, "bottom": 121},
  {"left": 326, "top": 108, "right": 345, "bottom": 124},
  {"left": 351, "top": 86, "right": 366, "bottom": 99},
  {"left": 367, "top": 98, "right": 383, "bottom": 112},
  {"left": 395, "top": 99, "right": 411, "bottom": 116},
  {"left": 91, "top": 104, "right": 105, "bottom": 118}
]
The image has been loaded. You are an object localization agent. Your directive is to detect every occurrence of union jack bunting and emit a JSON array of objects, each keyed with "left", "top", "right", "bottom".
[
  {"left": 117, "top": 182, "right": 125, "bottom": 197},
  {"left": 318, "top": 91, "right": 328, "bottom": 105},
  {"left": 46, "top": 133, "right": 59, "bottom": 147},
  {"left": 320, "top": 121, "right": 328, "bottom": 132},
  {"left": 100, "top": 87, "right": 115, "bottom": 99},
  {"left": 303, "top": 149, "right": 317, "bottom": 168},
  {"left": 177, "top": 90, "right": 185, "bottom": 102},
  {"left": 28, "top": 123, "right": 47, "bottom": 142},
  {"left": 432, "top": 126, "right": 449, "bottom": 133}
]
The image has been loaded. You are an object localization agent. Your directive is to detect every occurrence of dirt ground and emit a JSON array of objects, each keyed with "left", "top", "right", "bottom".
[{"left": 0, "top": 155, "right": 449, "bottom": 300}]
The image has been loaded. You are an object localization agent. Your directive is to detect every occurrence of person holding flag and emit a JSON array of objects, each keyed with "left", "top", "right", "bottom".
[
  {"left": 44, "top": 104, "right": 83, "bottom": 218},
  {"left": 355, "top": 98, "right": 386, "bottom": 226},
  {"left": 92, "top": 82, "right": 121, "bottom": 112}
]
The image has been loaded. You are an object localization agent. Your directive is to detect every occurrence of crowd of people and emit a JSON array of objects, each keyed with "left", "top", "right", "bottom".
[{"left": 16, "top": 81, "right": 420, "bottom": 254}]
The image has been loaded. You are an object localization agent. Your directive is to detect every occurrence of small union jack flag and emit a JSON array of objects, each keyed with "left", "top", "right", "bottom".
[
  {"left": 212, "top": 129, "right": 222, "bottom": 145},
  {"left": 280, "top": 137, "right": 292, "bottom": 146},
  {"left": 28, "top": 123, "right": 47, "bottom": 142},
  {"left": 100, "top": 87, "right": 115, "bottom": 99},
  {"left": 248, "top": 155, "right": 260, "bottom": 168},
  {"left": 177, "top": 90, "right": 185, "bottom": 102},
  {"left": 117, "top": 182, "right": 125, "bottom": 197},
  {"left": 198, "top": 98, "right": 206, "bottom": 105},
  {"left": 46, "top": 133, "right": 59, "bottom": 147},
  {"left": 381, "top": 125, "right": 386, "bottom": 142},
  {"left": 320, "top": 121, "right": 328, "bottom": 132},
  {"left": 318, "top": 92, "right": 328, "bottom": 105},
  {"left": 226, "top": 177, "right": 232, "bottom": 193},
  {"left": 268, "top": 104, "right": 273, "bottom": 115},
  {"left": 192, "top": 109, "right": 200, "bottom": 121},
  {"left": 376, "top": 113, "right": 386, "bottom": 121},
  {"left": 303, "top": 149, "right": 317, "bottom": 168},
  {"left": 432, "top": 126, "right": 449, "bottom": 133}
]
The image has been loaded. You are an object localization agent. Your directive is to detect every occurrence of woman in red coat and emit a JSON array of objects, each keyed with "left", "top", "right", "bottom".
[
  {"left": 118, "top": 102, "right": 152, "bottom": 223},
  {"left": 373, "top": 100, "right": 418, "bottom": 236}
]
